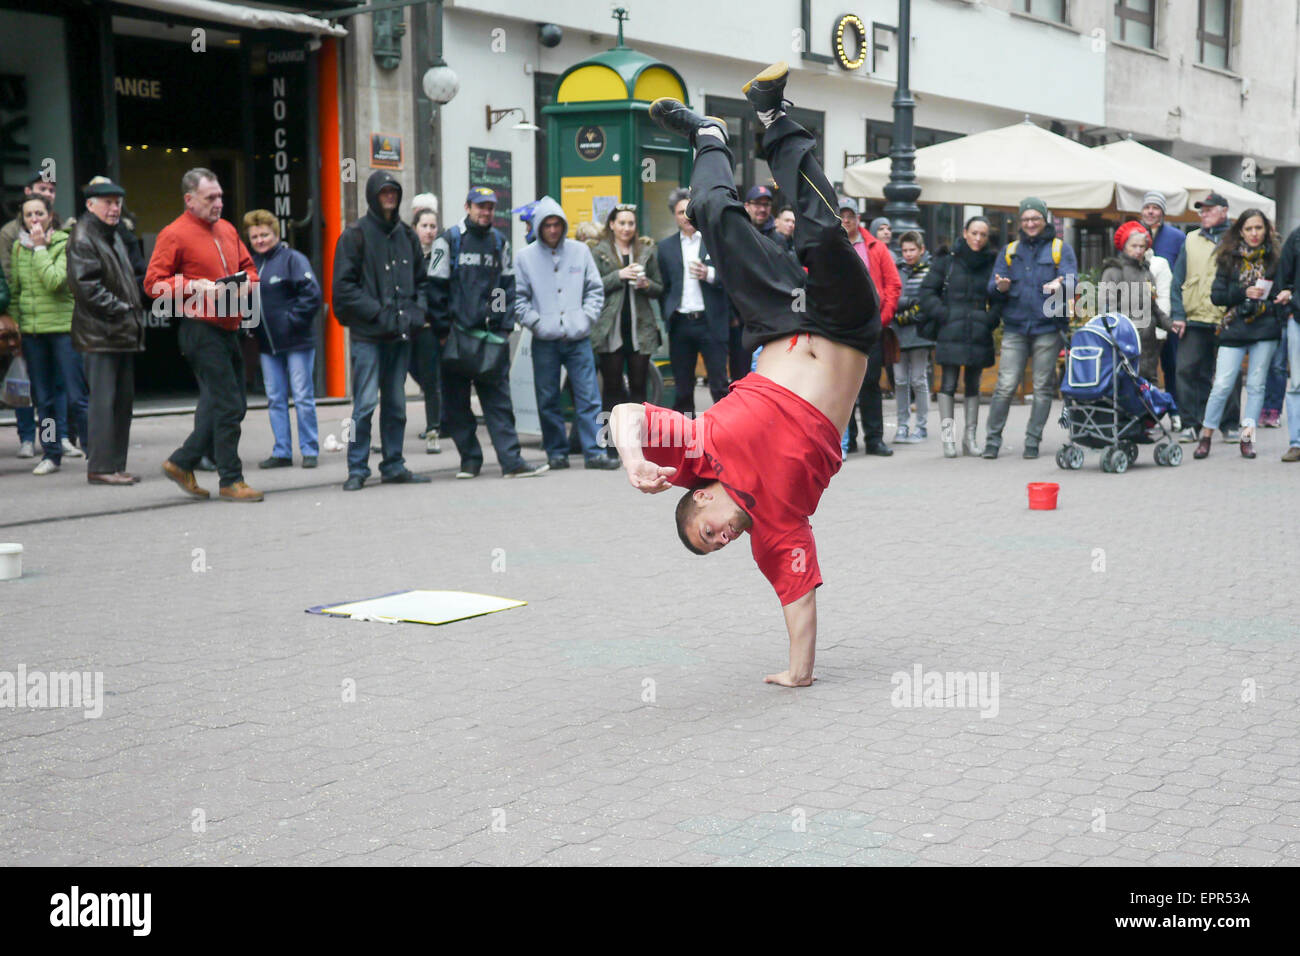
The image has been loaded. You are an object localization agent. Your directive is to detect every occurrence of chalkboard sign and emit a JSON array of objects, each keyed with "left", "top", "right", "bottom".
[{"left": 468, "top": 147, "right": 512, "bottom": 234}]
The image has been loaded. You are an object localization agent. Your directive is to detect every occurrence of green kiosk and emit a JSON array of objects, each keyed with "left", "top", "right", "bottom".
[
  {"left": 543, "top": 21, "right": 692, "bottom": 245},
  {"left": 542, "top": 14, "right": 695, "bottom": 406}
]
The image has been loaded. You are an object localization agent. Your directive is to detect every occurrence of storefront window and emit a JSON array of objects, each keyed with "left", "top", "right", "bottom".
[{"left": 0, "top": 11, "right": 75, "bottom": 223}]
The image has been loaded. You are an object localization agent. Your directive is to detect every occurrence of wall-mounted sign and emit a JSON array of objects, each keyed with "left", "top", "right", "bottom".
[
  {"left": 115, "top": 77, "right": 163, "bottom": 100},
  {"left": 576, "top": 125, "right": 606, "bottom": 161},
  {"left": 833, "top": 14, "right": 869, "bottom": 71},
  {"left": 468, "top": 146, "right": 513, "bottom": 233},
  {"left": 370, "top": 133, "right": 403, "bottom": 169}
]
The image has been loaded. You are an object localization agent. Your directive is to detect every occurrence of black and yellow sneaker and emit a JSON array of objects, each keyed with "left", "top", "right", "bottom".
[
  {"left": 742, "top": 61, "right": 793, "bottom": 114},
  {"left": 648, "top": 98, "right": 728, "bottom": 145}
]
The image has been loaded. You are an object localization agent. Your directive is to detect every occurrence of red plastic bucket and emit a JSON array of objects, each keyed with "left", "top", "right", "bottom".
[{"left": 1027, "top": 482, "right": 1059, "bottom": 510}]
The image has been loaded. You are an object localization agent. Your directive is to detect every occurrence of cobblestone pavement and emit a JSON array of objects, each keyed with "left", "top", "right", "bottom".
[{"left": 2, "top": 395, "right": 1298, "bottom": 866}]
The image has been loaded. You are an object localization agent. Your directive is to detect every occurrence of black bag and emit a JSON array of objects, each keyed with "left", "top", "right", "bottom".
[{"left": 441, "top": 324, "right": 509, "bottom": 378}]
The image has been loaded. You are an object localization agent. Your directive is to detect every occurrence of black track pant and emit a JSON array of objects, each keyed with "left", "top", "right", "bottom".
[{"left": 686, "top": 116, "right": 880, "bottom": 356}]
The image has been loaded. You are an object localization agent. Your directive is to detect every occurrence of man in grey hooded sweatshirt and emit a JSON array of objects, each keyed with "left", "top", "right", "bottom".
[{"left": 514, "top": 196, "right": 619, "bottom": 470}]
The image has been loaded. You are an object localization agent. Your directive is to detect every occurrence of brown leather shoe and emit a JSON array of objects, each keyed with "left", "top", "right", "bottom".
[
  {"left": 1193, "top": 435, "right": 1212, "bottom": 459},
  {"left": 88, "top": 472, "right": 134, "bottom": 485},
  {"left": 1282, "top": 446, "right": 1300, "bottom": 462},
  {"left": 219, "top": 481, "right": 264, "bottom": 502},
  {"left": 1240, "top": 439, "right": 1256, "bottom": 459},
  {"left": 162, "top": 460, "right": 210, "bottom": 498}
]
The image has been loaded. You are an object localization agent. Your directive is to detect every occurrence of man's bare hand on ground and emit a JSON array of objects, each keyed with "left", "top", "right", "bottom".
[
  {"left": 764, "top": 671, "right": 816, "bottom": 687},
  {"left": 625, "top": 460, "right": 676, "bottom": 493}
]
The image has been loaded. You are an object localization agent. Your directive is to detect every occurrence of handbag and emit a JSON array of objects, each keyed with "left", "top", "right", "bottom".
[
  {"left": 441, "top": 324, "right": 509, "bottom": 378},
  {"left": 2, "top": 353, "right": 32, "bottom": 408},
  {"left": 881, "top": 325, "right": 901, "bottom": 367}
]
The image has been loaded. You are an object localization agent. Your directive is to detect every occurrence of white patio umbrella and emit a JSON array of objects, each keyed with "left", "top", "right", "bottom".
[
  {"left": 842, "top": 121, "right": 1189, "bottom": 217},
  {"left": 1094, "top": 138, "right": 1276, "bottom": 222}
]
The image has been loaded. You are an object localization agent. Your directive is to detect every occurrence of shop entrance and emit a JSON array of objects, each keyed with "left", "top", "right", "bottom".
[{"left": 114, "top": 23, "right": 248, "bottom": 397}]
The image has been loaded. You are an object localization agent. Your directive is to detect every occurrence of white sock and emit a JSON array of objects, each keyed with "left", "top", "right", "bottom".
[
  {"left": 696, "top": 125, "right": 725, "bottom": 143},
  {"left": 756, "top": 107, "right": 785, "bottom": 129}
]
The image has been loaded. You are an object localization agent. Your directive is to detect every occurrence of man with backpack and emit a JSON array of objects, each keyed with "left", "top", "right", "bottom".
[
  {"left": 428, "top": 187, "right": 547, "bottom": 479},
  {"left": 983, "top": 197, "right": 1078, "bottom": 459},
  {"left": 332, "top": 170, "right": 431, "bottom": 490}
]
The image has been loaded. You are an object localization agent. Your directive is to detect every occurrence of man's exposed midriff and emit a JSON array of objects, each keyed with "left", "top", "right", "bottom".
[{"left": 754, "top": 332, "right": 868, "bottom": 432}]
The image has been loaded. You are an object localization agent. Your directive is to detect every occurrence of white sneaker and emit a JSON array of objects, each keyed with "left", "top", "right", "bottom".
[
  {"left": 426, "top": 435, "right": 441, "bottom": 454},
  {"left": 33, "top": 458, "right": 59, "bottom": 476},
  {"left": 16, "top": 440, "right": 35, "bottom": 459},
  {"left": 61, "top": 437, "right": 84, "bottom": 458}
]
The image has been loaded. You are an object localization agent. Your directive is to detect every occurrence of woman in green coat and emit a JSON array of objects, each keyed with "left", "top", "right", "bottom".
[
  {"left": 10, "top": 193, "right": 85, "bottom": 474},
  {"left": 589, "top": 204, "right": 663, "bottom": 417}
]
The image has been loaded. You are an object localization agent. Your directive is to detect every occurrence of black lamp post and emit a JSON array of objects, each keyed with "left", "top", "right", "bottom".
[{"left": 882, "top": 0, "right": 921, "bottom": 236}]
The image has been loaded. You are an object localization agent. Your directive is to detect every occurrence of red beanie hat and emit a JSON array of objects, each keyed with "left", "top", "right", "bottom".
[{"left": 1114, "top": 220, "right": 1150, "bottom": 252}]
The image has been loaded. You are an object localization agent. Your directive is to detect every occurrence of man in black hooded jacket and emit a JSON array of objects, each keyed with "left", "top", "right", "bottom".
[{"left": 332, "top": 171, "right": 431, "bottom": 490}]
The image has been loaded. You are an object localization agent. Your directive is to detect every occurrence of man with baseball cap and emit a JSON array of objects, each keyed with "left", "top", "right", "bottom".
[
  {"left": 1170, "top": 191, "right": 1240, "bottom": 442},
  {"left": 66, "top": 177, "right": 145, "bottom": 484},
  {"left": 427, "top": 185, "right": 547, "bottom": 479},
  {"left": 610, "top": 62, "right": 882, "bottom": 687}
]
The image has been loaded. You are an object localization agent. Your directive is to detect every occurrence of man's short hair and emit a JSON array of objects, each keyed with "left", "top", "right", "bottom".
[
  {"left": 899, "top": 230, "right": 924, "bottom": 248},
  {"left": 243, "top": 208, "right": 280, "bottom": 236},
  {"left": 675, "top": 487, "right": 706, "bottom": 555},
  {"left": 667, "top": 187, "right": 691, "bottom": 212},
  {"left": 181, "top": 167, "right": 218, "bottom": 196}
]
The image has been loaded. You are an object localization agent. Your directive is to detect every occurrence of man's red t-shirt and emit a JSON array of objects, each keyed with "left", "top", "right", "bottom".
[{"left": 642, "top": 374, "right": 842, "bottom": 605}]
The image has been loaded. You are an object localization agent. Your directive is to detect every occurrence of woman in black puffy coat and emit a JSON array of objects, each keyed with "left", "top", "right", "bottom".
[{"left": 919, "top": 215, "right": 1001, "bottom": 457}]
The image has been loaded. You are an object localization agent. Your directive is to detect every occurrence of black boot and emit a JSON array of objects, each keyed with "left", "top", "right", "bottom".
[
  {"left": 648, "top": 98, "right": 728, "bottom": 146},
  {"left": 742, "top": 61, "right": 792, "bottom": 114}
]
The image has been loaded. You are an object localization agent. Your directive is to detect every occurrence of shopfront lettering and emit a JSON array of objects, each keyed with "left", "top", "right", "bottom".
[
  {"left": 270, "top": 75, "right": 290, "bottom": 234},
  {"left": 114, "top": 77, "right": 161, "bottom": 100}
]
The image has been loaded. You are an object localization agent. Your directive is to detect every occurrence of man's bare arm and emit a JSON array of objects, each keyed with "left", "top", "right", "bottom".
[
  {"left": 765, "top": 589, "right": 817, "bottom": 687},
  {"left": 609, "top": 403, "right": 676, "bottom": 493}
]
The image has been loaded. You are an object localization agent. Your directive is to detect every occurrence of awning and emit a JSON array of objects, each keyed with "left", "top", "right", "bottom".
[
  {"left": 842, "top": 122, "right": 1189, "bottom": 218},
  {"left": 1094, "top": 139, "right": 1275, "bottom": 223},
  {"left": 119, "top": 0, "right": 348, "bottom": 37}
]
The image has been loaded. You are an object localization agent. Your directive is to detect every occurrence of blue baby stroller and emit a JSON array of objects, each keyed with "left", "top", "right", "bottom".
[{"left": 1057, "top": 312, "right": 1181, "bottom": 473}]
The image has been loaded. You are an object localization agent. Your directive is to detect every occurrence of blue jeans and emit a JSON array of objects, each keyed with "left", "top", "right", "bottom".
[
  {"left": 15, "top": 404, "right": 35, "bottom": 443},
  {"left": 1263, "top": 323, "right": 1288, "bottom": 411},
  {"left": 347, "top": 337, "right": 410, "bottom": 479},
  {"left": 985, "top": 329, "right": 1062, "bottom": 447},
  {"left": 1286, "top": 319, "right": 1300, "bottom": 448},
  {"left": 260, "top": 348, "right": 318, "bottom": 457},
  {"left": 1204, "top": 339, "right": 1278, "bottom": 432},
  {"left": 532, "top": 337, "right": 604, "bottom": 460},
  {"left": 21, "top": 332, "right": 87, "bottom": 463}
]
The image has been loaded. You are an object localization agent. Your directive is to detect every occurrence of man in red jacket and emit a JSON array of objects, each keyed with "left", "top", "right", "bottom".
[
  {"left": 610, "top": 63, "right": 880, "bottom": 688},
  {"left": 839, "top": 198, "right": 901, "bottom": 456},
  {"left": 146, "top": 167, "right": 262, "bottom": 502}
]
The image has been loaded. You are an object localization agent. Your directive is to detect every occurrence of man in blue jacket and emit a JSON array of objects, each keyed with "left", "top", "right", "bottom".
[
  {"left": 659, "top": 187, "right": 730, "bottom": 416},
  {"left": 1139, "top": 190, "right": 1186, "bottom": 391},
  {"left": 983, "top": 197, "right": 1078, "bottom": 459},
  {"left": 429, "top": 187, "right": 547, "bottom": 479},
  {"left": 513, "top": 196, "right": 618, "bottom": 471}
]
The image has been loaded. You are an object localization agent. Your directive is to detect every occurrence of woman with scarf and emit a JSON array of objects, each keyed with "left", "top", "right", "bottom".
[
  {"left": 920, "top": 215, "right": 1001, "bottom": 457},
  {"left": 589, "top": 204, "right": 663, "bottom": 426},
  {"left": 1195, "top": 209, "right": 1291, "bottom": 459},
  {"left": 1098, "top": 220, "right": 1170, "bottom": 381},
  {"left": 9, "top": 193, "right": 85, "bottom": 475}
]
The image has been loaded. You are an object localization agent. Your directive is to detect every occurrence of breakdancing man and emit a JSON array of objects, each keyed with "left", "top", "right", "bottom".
[{"left": 609, "top": 63, "right": 880, "bottom": 687}]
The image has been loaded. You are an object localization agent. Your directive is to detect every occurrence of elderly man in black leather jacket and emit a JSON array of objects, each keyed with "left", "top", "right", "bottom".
[{"left": 66, "top": 177, "right": 146, "bottom": 485}]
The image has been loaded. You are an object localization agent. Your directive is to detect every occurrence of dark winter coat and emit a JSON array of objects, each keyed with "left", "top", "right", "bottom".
[
  {"left": 1098, "top": 254, "right": 1169, "bottom": 379},
  {"left": 427, "top": 215, "right": 516, "bottom": 338},
  {"left": 893, "top": 252, "right": 935, "bottom": 350},
  {"left": 66, "top": 213, "right": 145, "bottom": 353},
  {"left": 251, "top": 240, "right": 321, "bottom": 355},
  {"left": 331, "top": 170, "right": 428, "bottom": 342},
  {"left": 1211, "top": 252, "right": 1284, "bottom": 345},
  {"left": 1277, "top": 224, "right": 1300, "bottom": 324},
  {"left": 920, "top": 240, "right": 1001, "bottom": 369}
]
